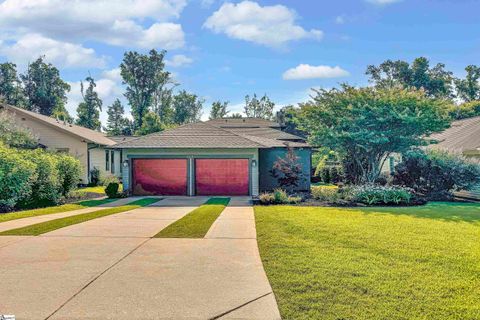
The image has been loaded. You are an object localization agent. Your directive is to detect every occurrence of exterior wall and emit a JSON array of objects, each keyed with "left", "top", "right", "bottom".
[
  {"left": 121, "top": 148, "right": 259, "bottom": 196},
  {"left": 380, "top": 153, "right": 402, "bottom": 176},
  {"left": 258, "top": 147, "right": 311, "bottom": 192},
  {"left": 8, "top": 110, "right": 89, "bottom": 182},
  {"left": 89, "top": 147, "right": 123, "bottom": 182}
]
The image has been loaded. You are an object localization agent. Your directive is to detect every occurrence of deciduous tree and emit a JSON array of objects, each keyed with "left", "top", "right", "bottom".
[
  {"left": 244, "top": 94, "right": 274, "bottom": 119},
  {"left": 172, "top": 90, "right": 203, "bottom": 124},
  {"left": 209, "top": 100, "right": 229, "bottom": 119},
  {"left": 455, "top": 65, "right": 480, "bottom": 102},
  {"left": 0, "top": 62, "right": 25, "bottom": 107}
]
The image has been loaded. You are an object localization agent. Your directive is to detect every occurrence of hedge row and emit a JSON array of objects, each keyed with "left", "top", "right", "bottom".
[{"left": 0, "top": 143, "right": 82, "bottom": 212}]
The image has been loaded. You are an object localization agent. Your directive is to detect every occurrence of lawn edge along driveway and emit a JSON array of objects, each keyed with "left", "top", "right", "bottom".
[
  {"left": 154, "top": 198, "right": 230, "bottom": 238},
  {"left": 0, "top": 198, "right": 160, "bottom": 236},
  {"left": 0, "top": 198, "right": 118, "bottom": 224}
]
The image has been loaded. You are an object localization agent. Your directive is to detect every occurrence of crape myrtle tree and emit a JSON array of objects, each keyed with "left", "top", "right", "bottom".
[{"left": 298, "top": 85, "right": 451, "bottom": 184}]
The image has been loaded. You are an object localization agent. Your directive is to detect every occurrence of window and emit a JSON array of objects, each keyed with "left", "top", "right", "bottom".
[
  {"left": 105, "top": 150, "right": 110, "bottom": 171},
  {"left": 120, "top": 151, "right": 123, "bottom": 173},
  {"left": 111, "top": 151, "right": 115, "bottom": 174}
]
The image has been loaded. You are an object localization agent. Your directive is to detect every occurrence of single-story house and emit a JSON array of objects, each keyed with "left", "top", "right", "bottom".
[
  {"left": 1, "top": 103, "right": 122, "bottom": 183},
  {"left": 113, "top": 118, "right": 311, "bottom": 196},
  {"left": 428, "top": 115, "right": 480, "bottom": 199}
]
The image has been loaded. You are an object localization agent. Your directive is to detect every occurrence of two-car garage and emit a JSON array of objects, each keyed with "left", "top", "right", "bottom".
[{"left": 132, "top": 158, "right": 250, "bottom": 196}]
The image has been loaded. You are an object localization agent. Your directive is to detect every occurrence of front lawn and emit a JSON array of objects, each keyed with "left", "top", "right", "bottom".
[
  {"left": 154, "top": 198, "right": 230, "bottom": 238},
  {"left": 0, "top": 198, "right": 160, "bottom": 236},
  {"left": 255, "top": 202, "right": 480, "bottom": 320}
]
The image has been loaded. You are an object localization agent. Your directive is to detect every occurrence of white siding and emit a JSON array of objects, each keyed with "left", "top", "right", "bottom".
[
  {"left": 89, "top": 147, "right": 122, "bottom": 182},
  {"left": 123, "top": 148, "right": 260, "bottom": 196}
]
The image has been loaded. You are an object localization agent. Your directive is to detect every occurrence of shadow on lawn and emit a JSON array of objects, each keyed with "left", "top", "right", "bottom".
[{"left": 357, "top": 202, "right": 480, "bottom": 223}]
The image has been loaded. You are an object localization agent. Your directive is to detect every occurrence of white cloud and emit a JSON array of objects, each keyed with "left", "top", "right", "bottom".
[
  {"left": 203, "top": 1, "right": 323, "bottom": 48},
  {"left": 0, "top": 0, "right": 186, "bottom": 49},
  {"left": 366, "top": 0, "right": 402, "bottom": 4},
  {"left": 282, "top": 64, "right": 350, "bottom": 80},
  {"left": 335, "top": 15, "right": 345, "bottom": 24},
  {"left": 101, "top": 68, "right": 122, "bottom": 82},
  {"left": 0, "top": 34, "right": 106, "bottom": 68},
  {"left": 166, "top": 54, "right": 193, "bottom": 67}
]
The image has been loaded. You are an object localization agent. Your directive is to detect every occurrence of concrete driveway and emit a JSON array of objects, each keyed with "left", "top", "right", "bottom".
[{"left": 0, "top": 197, "right": 280, "bottom": 320}]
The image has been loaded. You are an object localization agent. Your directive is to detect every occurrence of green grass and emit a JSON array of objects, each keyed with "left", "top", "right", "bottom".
[
  {"left": 77, "top": 184, "right": 124, "bottom": 195},
  {"left": 77, "top": 198, "right": 117, "bottom": 207},
  {"left": 254, "top": 202, "right": 480, "bottom": 320},
  {"left": 0, "top": 198, "right": 160, "bottom": 236},
  {"left": 154, "top": 197, "right": 230, "bottom": 238}
]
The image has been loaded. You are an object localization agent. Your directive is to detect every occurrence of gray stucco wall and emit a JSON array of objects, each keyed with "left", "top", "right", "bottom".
[{"left": 258, "top": 147, "right": 311, "bottom": 192}]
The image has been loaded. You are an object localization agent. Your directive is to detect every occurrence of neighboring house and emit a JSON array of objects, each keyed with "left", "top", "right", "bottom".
[
  {"left": 1, "top": 103, "right": 121, "bottom": 183},
  {"left": 113, "top": 118, "right": 311, "bottom": 196},
  {"left": 428, "top": 116, "right": 480, "bottom": 200}
]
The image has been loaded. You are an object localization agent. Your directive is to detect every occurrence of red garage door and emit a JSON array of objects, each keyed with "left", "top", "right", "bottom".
[
  {"left": 195, "top": 159, "right": 249, "bottom": 196},
  {"left": 133, "top": 159, "right": 187, "bottom": 195}
]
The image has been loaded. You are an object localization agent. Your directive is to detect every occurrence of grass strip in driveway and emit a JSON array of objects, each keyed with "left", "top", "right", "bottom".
[
  {"left": 254, "top": 202, "right": 480, "bottom": 320},
  {"left": 0, "top": 198, "right": 118, "bottom": 224},
  {"left": 154, "top": 197, "right": 230, "bottom": 238},
  {"left": 0, "top": 198, "right": 160, "bottom": 236}
]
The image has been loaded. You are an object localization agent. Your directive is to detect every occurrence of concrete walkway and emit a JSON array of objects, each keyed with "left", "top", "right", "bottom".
[{"left": 0, "top": 197, "right": 280, "bottom": 320}]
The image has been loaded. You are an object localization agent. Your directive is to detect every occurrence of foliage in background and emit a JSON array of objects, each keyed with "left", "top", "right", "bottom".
[
  {"left": 172, "top": 90, "right": 203, "bottom": 124},
  {"left": 366, "top": 57, "right": 454, "bottom": 99},
  {"left": 393, "top": 149, "right": 480, "bottom": 200},
  {"left": 244, "top": 93, "right": 274, "bottom": 119},
  {"left": 21, "top": 56, "right": 71, "bottom": 117},
  {"left": 105, "top": 99, "right": 126, "bottom": 135},
  {"left": 454, "top": 65, "right": 480, "bottom": 102},
  {"left": 89, "top": 167, "right": 101, "bottom": 187},
  {"left": 271, "top": 146, "right": 305, "bottom": 193},
  {"left": 137, "top": 111, "right": 164, "bottom": 135},
  {"left": 299, "top": 85, "right": 451, "bottom": 184},
  {"left": 0, "top": 110, "right": 38, "bottom": 148},
  {"left": 209, "top": 100, "right": 229, "bottom": 119},
  {"left": 0, "top": 62, "right": 26, "bottom": 107},
  {"left": 76, "top": 76, "right": 102, "bottom": 130},
  {"left": 449, "top": 100, "right": 480, "bottom": 120},
  {"left": 275, "top": 105, "right": 305, "bottom": 138}
]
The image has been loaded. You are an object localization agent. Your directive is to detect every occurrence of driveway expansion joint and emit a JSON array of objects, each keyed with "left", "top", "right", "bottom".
[{"left": 209, "top": 292, "right": 274, "bottom": 320}]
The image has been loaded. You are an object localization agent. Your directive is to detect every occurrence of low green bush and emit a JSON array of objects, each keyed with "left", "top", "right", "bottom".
[
  {"left": 259, "top": 189, "right": 303, "bottom": 205},
  {"left": 57, "top": 153, "right": 82, "bottom": 196},
  {"left": 101, "top": 175, "right": 120, "bottom": 187},
  {"left": 273, "top": 188, "right": 289, "bottom": 204},
  {"left": 350, "top": 185, "right": 413, "bottom": 205},
  {"left": 105, "top": 182, "right": 120, "bottom": 199},
  {"left": 259, "top": 192, "right": 275, "bottom": 205},
  {"left": 311, "top": 186, "right": 340, "bottom": 202}
]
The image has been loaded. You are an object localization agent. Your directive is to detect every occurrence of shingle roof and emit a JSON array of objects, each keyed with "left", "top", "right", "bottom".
[
  {"left": 428, "top": 116, "right": 480, "bottom": 153},
  {"left": 2, "top": 104, "right": 116, "bottom": 146},
  {"left": 113, "top": 120, "right": 309, "bottom": 149}
]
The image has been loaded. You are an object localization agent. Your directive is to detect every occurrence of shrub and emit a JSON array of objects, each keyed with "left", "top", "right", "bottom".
[
  {"left": 259, "top": 192, "right": 275, "bottom": 205},
  {"left": 287, "top": 196, "right": 302, "bottom": 204},
  {"left": 102, "top": 175, "right": 120, "bottom": 187},
  {"left": 273, "top": 188, "right": 289, "bottom": 204},
  {"left": 393, "top": 149, "right": 480, "bottom": 200},
  {"left": 350, "top": 185, "right": 413, "bottom": 205},
  {"left": 105, "top": 182, "right": 120, "bottom": 199},
  {"left": 311, "top": 186, "right": 340, "bottom": 202},
  {"left": 0, "top": 143, "right": 37, "bottom": 211},
  {"left": 271, "top": 146, "right": 305, "bottom": 192},
  {"left": 89, "top": 167, "right": 101, "bottom": 186},
  {"left": 0, "top": 110, "right": 38, "bottom": 148},
  {"left": 56, "top": 153, "right": 82, "bottom": 196}
]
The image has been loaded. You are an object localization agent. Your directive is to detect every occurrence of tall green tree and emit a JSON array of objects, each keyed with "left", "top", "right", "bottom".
[
  {"left": 231, "top": 113, "right": 243, "bottom": 118},
  {"left": 173, "top": 90, "right": 203, "bottom": 124},
  {"left": 120, "top": 49, "right": 172, "bottom": 129},
  {"left": 0, "top": 62, "right": 25, "bottom": 107},
  {"left": 105, "top": 99, "right": 126, "bottom": 135},
  {"left": 21, "top": 56, "right": 70, "bottom": 116},
  {"left": 299, "top": 85, "right": 451, "bottom": 184},
  {"left": 209, "top": 100, "right": 229, "bottom": 119},
  {"left": 455, "top": 65, "right": 480, "bottom": 102},
  {"left": 76, "top": 76, "right": 102, "bottom": 130},
  {"left": 276, "top": 105, "right": 305, "bottom": 137},
  {"left": 244, "top": 94, "right": 274, "bottom": 119},
  {"left": 366, "top": 57, "right": 454, "bottom": 99}
]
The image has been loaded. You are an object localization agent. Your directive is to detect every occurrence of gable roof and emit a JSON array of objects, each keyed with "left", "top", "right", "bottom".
[
  {"left": 205, "top": 117, "right": 281, "bottom": 128},
  {"left": 1, "top": 104, "right": 116, "bottom": 146},
  {"left": 113, "top": 120, "right": 309, "bottom": 149},
  {"left": 428, "top": 116, "right": 480, "bottom": 153}
]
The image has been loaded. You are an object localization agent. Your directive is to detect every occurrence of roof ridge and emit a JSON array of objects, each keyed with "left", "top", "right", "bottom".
[{"left": 201, "top": 121, "right": 267, "bottom": 147}]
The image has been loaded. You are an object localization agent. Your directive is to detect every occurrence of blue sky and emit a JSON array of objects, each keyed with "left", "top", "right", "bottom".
[{"left": 0, "top": 0, "right": 479, "bottom": 123}]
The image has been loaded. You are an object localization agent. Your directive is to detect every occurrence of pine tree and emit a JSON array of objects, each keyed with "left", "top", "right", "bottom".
[
  {"left": 76, "top": 76, "right": 102, "bottom": 130},
  {"left": 105, "top": 99, "right": 125, "bottom": 135}
]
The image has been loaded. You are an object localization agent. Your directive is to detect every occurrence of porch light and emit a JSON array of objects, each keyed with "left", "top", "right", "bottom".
[
  {"left": 123, "top": 160, "right": 129, "bottom": 168},
  {"left": 251, "top": 160, "right": 257, "bottom": 167}
]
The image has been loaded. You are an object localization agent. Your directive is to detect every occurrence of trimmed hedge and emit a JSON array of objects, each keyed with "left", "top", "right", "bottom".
[{"left": 0, "top": 143, "right": 82, "bottom": 212}]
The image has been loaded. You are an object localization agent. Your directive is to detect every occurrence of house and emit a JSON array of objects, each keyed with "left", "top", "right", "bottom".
[
  {"left": 113, "top": 118, "right": 311, "bottom": 196},
  {"left": 428, "top": 116, "right": 480, "bottom": 199},
  {"left": 0, "top": 103, "right": 121, "bottom": 183}
]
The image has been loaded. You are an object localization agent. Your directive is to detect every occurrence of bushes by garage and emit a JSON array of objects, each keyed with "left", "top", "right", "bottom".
[{"left": 0, "top": 143, "right": 83, "bottom": 212}]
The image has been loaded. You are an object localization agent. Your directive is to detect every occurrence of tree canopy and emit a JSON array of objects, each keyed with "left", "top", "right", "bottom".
[
  {"left": 455, "top": 65, "right": 480, "bottom": 102},
  {"left": 244, "top": 94, "right": 274, "bottom": 119},
  {"left": 105, "top": 99, "right": 126, "bottom": 135},
  {"left": 173, "top": 90, "right": 203, "bottom": 124},
  {"left": 76, "top": 76, "right": 102, "bottom": 130},
  {"left": 299, "top": 85, "right": 451, "bottom": 184},
  {"left": 209, "top": 100, "right": 229, "bottom": 119},
  {"left": 0, "top": 62, "right": 25, "bottom": 107}
]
